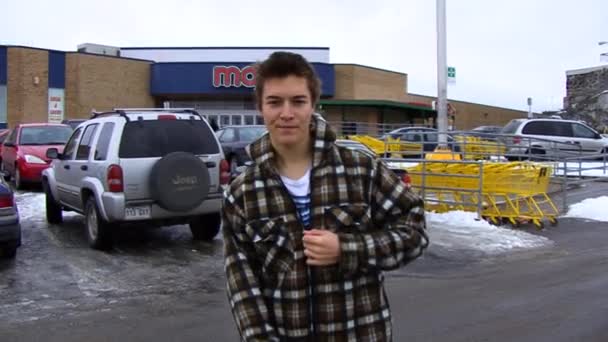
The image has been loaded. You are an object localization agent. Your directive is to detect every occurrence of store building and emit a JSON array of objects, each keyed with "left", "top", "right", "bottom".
[{"left": 0, "top": 43, "right": 527, "bottom": 131}]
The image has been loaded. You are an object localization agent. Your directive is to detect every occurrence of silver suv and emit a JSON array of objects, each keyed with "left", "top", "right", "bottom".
[
  {"left": 42, "top": 109, "right": 230, "bottom": 250},
  {"left": 501, "top": 118, "right": 608, "bottom": 159}
]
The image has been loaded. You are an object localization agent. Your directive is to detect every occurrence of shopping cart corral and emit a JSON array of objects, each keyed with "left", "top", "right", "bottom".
[{"left": 395, "top": 159, "right": 560, "bottom": 229}]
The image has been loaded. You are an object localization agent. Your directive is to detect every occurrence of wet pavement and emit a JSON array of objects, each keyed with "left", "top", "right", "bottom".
[
  {"left": 1, "top": 185, "right": 608, "bottom": 341},
  {"left": 1, "top": 191, "right": 225, "bottom": 327}
]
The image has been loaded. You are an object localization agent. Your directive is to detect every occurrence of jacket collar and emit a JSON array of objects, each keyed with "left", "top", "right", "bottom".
[{"left": 248, "top": 113, "right": 336, "bottom": 173}]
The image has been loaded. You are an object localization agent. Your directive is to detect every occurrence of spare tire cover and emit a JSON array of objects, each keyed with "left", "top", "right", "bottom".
[{"left": 149, "top": 152, "right": 210, "bottom": 212}]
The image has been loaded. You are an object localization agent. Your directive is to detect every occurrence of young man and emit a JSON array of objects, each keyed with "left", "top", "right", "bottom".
[{"left": 222, "top": 52, "right": 428, "bottom": 341}]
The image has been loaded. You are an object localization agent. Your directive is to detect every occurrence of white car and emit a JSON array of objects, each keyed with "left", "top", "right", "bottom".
[
  {"left": 501, "top": 118, "right": 608, "bottom": 159},
  {"left": 43, "top": 108, "right": 230, "bottom": 250}
]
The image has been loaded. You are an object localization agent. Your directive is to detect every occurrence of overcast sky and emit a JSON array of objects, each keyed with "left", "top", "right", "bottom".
[{"left": 2, "top": 0, "right": 606, "bottom": 112}]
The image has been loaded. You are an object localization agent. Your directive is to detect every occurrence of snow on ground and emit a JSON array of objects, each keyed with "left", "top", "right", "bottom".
[
  {"left": 564, "top": 196, "right": 608, "bottom": 222},
  {"left": 13, "top": 192, "right": 552, "bottom": 254},
  {"left": 427, "top": 211, "right": 552, "bottom": 254},
  {"left": 15, "top": 192, "right": 46, "bottom": 221},
  {"left": 552, "top": 162, "right": 608, "bottom": 178},
  {"left": 15, "top": 192, "right": 78, "bottom": 221}
]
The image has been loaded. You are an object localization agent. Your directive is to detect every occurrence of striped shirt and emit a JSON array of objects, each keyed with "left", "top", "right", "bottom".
[{"left": 280, "top": 169, "right": 311, "bottom": 228}]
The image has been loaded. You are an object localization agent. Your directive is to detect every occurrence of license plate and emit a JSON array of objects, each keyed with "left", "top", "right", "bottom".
[{"left": 125, "top": 205, "right": 151, "bottom": 220}]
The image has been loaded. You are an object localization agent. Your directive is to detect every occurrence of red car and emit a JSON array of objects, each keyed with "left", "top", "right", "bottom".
[
  {"left": 1, "top": 123, "right": 73, "bottom": 189},
  {"left": 0, "top": 129, "right": 9, "bottom": 160}
]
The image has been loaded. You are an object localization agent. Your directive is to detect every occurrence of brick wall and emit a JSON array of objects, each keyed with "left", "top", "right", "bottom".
[
  {"left": 332, "top": 64, "right": 525, "bottom": 130},
  {"left": 403, "top": 93, "right": 526, "bottom": 130},
  {"left": 334, "top": 65, "right": 407, "bottom": 101},
  {"left": 65, "top": 53, "right": 154, "bottom": 119},
  {"left": 7, "top": 47, "right": 49, "bottom": 126}
]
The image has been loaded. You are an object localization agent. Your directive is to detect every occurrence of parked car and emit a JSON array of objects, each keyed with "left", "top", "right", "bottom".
[
  {"left": 61, "top": 119, "right": 88, "bottom": 130},
  {"left": 381, "top": 127, "right": 461, "bottom": 157},
  {"left": 216, "top": 125, "right": 267, "bottom": 175},
  {"left": 0, "top": 176, "right": 20, "bottom": 258},
  {"left": 500, "top": 118, "right": 608, "bottom": 160},
  {"left": 43, "top": 108, "right": 229, "bottom": 250},
  {"left": 470, "top": 125, "right": 503, "bottom": 137},
  {"left": 1, "top": 123, "right": 73, "bottom": 189},
  {"left": 335, "top": 139, "right": 377, "bottom": 158},
  {"left": 0, "top": 129, "right": 10, "bottom": 164}
]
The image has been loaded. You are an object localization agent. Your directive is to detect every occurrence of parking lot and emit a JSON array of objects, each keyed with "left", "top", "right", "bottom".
[{"left": 2, "top": 183, "right": 608, "bottom": 341}]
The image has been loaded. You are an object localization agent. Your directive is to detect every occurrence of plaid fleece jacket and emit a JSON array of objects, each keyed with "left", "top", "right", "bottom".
[{"left": 222, "top": 115, "right": 428, "bottom": 341}]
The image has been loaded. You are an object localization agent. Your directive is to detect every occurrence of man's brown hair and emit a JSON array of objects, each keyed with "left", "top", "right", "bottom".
[{"left": 254, "top": 52, "right": 322, "bottom": 110}]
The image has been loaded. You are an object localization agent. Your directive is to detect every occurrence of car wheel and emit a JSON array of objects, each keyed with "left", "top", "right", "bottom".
[
  {"left": 1, "top": 246, "right": 17, "bottom": 259},
  {"left": 1, "top": 162, "right": 10, "bottom": 181},
  {"left": 190, "top": 213, "right": 221, "bottom": 241},
  {"left": 85, "top": 197, "right": 113, "bottom": 250},
  {"left": 526, "top": 148, "right": 545, "bottom": 161},
  {"left": 14, "top": 168, "right": 23, "bottom": 190},
  {"left": 149, "top": 152, "right": 210, "bottom": 212},
  {"left": 598, "top": 148, "right": 608, "bottom": 161},
  {"left": 44, "top": 182, "right": 63, "bottom": 224}
]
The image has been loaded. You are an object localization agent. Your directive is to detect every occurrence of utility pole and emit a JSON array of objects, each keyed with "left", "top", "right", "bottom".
[{"left": 436, "top": 0, "right": 448, "bottom": 146}]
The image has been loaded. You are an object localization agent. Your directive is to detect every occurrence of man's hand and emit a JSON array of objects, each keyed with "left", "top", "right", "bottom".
[{"left": 302, "top": 229, "right": 341, "bottom": 266}]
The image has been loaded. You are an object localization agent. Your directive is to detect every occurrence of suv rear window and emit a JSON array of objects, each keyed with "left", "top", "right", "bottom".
[
  {"left": 501, "top": 120, "right": 523, "bottom": 134},
  {"left": 119, "top": 119, "right": 220, "bottom": 158},
  {"left": 522, "top": 121, "right": 572, "bottom": 137}
]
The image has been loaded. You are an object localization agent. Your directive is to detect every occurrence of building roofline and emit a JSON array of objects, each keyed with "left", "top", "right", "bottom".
[
  {"left": 0, "top": 44, "right": 68, "bottom": 54},
  {"left": 66, "top": 51, "right": 154, "bottom": 62},
  {"left": 319, "top": 99, "right": 435, "bottom": 112},
  {"left": 333, "top": 63, "right": 407, "bottom": 76},
  {"left": 566, "top": 64, "right": 608, "bottom": 76},
  {"left": 406, "top": 92, "right": 527, "bottom": 113},
  {"left": 151, "top": 61, "right": 333, "bottom": 66},
  {"left": 120, "top": 46, "right": 330, "bottom": 51}
]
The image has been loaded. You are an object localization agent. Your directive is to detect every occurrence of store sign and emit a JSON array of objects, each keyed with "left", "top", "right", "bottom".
[
  {"left": 48, "top": 88, "right": 65, "bottom": 123},
  {"left": 212, "top": 65, "right": 256, "bottom": 88}
]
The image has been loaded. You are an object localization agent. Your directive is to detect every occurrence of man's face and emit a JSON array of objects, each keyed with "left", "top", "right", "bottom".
[{"left": 260, "top": 75, "right": 314, "bottom": 149}]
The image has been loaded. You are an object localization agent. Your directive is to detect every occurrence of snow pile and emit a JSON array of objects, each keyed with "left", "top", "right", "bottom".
[
  {"left": 553, "top": 162, "right": 608, "bottom": 178},
  {"left": 15, "top": 192, "right": 46, "bottom": 221},
  {"left": 564, "top": 196, "right": 608, "bottom": 222},
  {"left": 15, "top": 192, "right": 77, "bottom": 221},
  {"left": 12, "top": 192, "right": 554, "bottom": 254},
  {"left": 427, "top": 210, "right": 552, "bottom": 253}
]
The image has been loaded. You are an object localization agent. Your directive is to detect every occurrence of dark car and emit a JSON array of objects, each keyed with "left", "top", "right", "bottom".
[
  {"left": 470, "top": 125, "right": 503, "bottom": 138},
  {"left": 216, "top": 125, "right": 267, "bottom": 175},
  {"left": 0, "top": 176, "right": 20, "bottom": 258},
  {"left": 381, "top": 127, "right": 461, "bottom": 157},
  {"left": 335, "top": 139, "right": 376, "bottom": 158}
]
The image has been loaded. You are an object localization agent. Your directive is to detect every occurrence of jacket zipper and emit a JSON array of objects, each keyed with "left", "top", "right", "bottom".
[{"left": 272, "top": 169, "right": 316, "bottom": 339}]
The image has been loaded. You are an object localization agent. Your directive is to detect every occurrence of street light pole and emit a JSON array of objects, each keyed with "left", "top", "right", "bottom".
[{"left": 436, "top": 0, "right": 448, "bottom": 146}]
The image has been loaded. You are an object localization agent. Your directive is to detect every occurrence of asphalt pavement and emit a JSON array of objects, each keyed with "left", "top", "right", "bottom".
[{"left": 1, "top": 183, "right": 607, "bottom": 341}]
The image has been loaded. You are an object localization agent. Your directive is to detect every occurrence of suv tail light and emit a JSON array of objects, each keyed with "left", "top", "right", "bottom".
[
  {"left": 158, "top": 114, "right": 176, "bottom": 120},
  {"left": 107, "top": 164, "right": 124, "bottom": 192},
  {"left": 0, "top": 193, "right": 14, "bottom": 208},
  {"left": 220, "top": 159, "right": 231, "bottom": 185},
  {"left": 513, "top": 136, "right": 522, "bottom": 145}
]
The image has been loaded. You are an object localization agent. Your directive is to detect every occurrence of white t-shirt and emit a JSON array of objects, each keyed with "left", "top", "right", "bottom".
[{"left": 280, "top": 168, "right": 311, "bottom": 228}]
